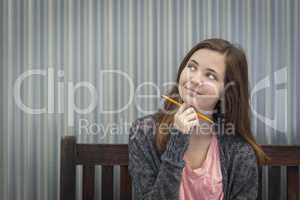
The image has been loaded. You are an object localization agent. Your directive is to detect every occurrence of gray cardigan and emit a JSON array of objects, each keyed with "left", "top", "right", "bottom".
[{"left": 128, "top": 114, "right": 259, "bottom": 200}]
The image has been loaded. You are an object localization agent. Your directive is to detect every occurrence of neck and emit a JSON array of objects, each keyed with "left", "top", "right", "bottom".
[
  {"left": 191, "top": 120, "right": 214, "bottom": 139},
  {"left": 189, "top": 127, "right": 213, "bottom": 150}
]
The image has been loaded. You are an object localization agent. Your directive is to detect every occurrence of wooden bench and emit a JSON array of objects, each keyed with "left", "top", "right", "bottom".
[
  {"left": 60, "top": 136, "right": 300, "bottom": 200},
  {"left": 258, "top": 146, "right": 300, "bottom": 200},
  {"left": 60, "top": 136, "right": 131, "bottom": 200}
]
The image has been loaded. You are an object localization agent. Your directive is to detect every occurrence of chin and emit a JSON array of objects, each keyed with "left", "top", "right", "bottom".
[
  {"left": 182, "top": 95, "right": 215, "bottom": 112},
  {"left": 182, "top": 96, "right": 194, "bottom": 105}
]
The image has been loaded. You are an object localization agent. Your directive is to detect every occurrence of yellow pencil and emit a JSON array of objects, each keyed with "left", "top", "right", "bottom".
[{"left": 161, "top": 95, "right": 214, "bottom": 124}]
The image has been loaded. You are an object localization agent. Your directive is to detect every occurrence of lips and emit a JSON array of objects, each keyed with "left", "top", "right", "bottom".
[{"left": 185, "top": 87, "right": 202, "bottom": 95}]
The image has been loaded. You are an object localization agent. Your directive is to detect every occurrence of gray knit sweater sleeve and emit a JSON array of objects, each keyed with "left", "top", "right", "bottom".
[{"left": 128, "top": 118, "right": 191, "bottom": 200}]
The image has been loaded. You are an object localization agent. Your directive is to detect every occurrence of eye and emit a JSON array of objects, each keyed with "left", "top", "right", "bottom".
[
  {"left": 206, "top": 72, "right": 217, "bottom": 81},
  {"left": 187, "top": 64, "right": 197, "bottom": 71}
]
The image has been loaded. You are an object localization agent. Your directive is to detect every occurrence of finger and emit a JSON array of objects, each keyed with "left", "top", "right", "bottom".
[
  {"left": 184, "top": 114, "right": 197, "bottom": 122},
  {"left": 186, "top": 119, "right": 199, "bottom": 128},
  {"left": 183, "top": 119, "right": 199, "bottom": 134},
  {"left": 177, "top": 102, "right": 191, "bottom": 114},
  {"left": 183, "top": 111, "right": 197, "bottom": 123},
  {"left": 182, "top": 107, "right": 197, "bottom": 117}
]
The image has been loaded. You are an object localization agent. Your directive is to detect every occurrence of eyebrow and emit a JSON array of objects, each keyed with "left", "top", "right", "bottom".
[{"left": 190, "top": 59, "right": 218, "bottom": 74}]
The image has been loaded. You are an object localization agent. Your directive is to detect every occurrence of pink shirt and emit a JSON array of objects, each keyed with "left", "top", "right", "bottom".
[{"left": 179, "top": 135, "right": 224, "bottom": 200}]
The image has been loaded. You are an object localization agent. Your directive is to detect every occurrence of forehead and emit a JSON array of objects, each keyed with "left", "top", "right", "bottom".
[{"left": 189, "top": 49, "right": 226, "bottom": 73}]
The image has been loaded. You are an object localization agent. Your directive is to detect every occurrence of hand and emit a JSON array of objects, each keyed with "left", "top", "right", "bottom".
[{"left": 173, "top": 102, "right": 199, "bottom": 134}]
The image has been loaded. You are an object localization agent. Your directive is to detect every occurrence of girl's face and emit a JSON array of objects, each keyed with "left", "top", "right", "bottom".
[{"left": 178, "top": 49, "right": 226, "bottom": 114}]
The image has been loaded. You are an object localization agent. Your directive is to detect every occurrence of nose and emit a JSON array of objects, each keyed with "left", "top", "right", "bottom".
[{"left": 190, "top": 75, "right": 204, "bottom": 87}]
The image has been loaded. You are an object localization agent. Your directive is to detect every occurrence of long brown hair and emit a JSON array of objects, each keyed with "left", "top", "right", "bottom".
[{"left": 154, "top": 38, "right": 270, "bottom": 165}]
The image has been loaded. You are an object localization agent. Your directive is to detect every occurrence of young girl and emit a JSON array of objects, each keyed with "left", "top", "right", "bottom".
[{"left": 128, "top": 38, "right": 269, "bottom": 200}]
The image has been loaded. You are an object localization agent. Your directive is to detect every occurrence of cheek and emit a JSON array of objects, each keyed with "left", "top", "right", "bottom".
[
  {"left": 179, "top": 70, "right": 188, "bottom": 83},
  {"left": 202, "top": 82, "right": 221, "bottom": 96},
  {"left": 178, "top": 71, "right": 188, "bottom": 89}
]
